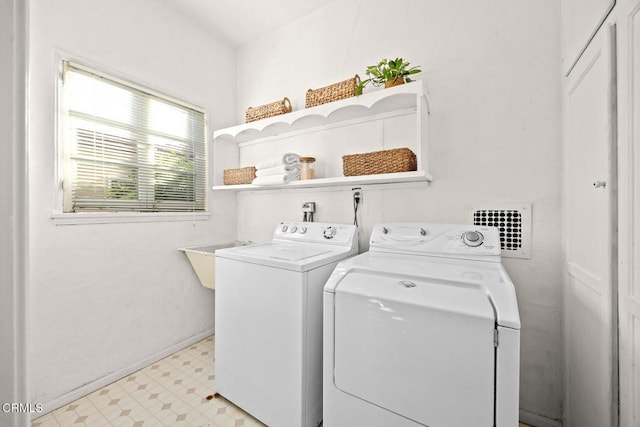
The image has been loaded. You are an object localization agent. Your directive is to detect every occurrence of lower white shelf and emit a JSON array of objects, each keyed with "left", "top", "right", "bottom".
[{"left": 211, "top": 170, "right": 432, "bottom": 191}]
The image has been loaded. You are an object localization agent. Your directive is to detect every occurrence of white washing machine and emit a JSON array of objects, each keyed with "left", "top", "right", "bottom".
[
  {"left": 323, "top": 223, "right": 521, "bottom": 427},
  {"left": 214, "top": 222, "right": 358, "bottom": 427}
]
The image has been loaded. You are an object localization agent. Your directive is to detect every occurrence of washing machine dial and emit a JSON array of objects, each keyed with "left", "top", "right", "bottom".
[
  {"left": 299, "top": 226, "right": 307, "bottom": 234},
  {"left": 323, "top": 226, "right": 337, "bottom": 239},
  {"left": 462, "top": 230, "right": 484, "bottom": 247},
  {"left": 289, "top": 225, "right": 298, "bottom": 233},
  {"left": 281, "top": 224, "right": 288, "bottom": 232}
]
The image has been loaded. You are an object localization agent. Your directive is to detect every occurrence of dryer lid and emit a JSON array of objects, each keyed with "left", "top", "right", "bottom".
[
  {"left": 335, "top": 270, "right": 496, "bottom": 321},
  {"left": 333, "top": 271, "right": 496, "bottom": 426}
]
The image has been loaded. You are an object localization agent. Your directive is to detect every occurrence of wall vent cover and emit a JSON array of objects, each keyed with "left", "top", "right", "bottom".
[{"left": 472, "top": 203, "right": 531, "bottom": 259}]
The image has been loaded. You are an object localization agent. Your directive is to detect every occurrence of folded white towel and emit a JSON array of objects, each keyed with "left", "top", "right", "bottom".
[
  {"left": 255, "top": 164, "right": 300, "bottom": 177},
  {"left": 252, "top": 172, "right": 298, "bottom": 186},
  {"left": 255, "top": 153, "right": 300, "bottom": 170}
]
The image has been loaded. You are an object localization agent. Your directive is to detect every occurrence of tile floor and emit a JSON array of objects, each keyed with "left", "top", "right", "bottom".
[
  {"left": 32, "top": 335, "right": 535, "bottom": 427},
  {"left": 31, "top": 336, "right": 264, "bottom": 427}
]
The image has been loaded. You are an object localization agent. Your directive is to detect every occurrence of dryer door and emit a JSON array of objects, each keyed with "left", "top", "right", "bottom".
[{"left": 333, "top": 271, "right": 496, "bottom": 426}]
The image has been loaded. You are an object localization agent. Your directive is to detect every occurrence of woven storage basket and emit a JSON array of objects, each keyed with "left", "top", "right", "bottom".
[
  {"left": 342, "top": 148, "right": 417, "bottom": 176},
  {"left": 223, "top": 166, "right": 257, "bottom": 185},
  {"left": 245, "top": 97, "right": 292, "bottom": 123},
  {"left": 305, "top": 75, "right": 360, "bottom": 108}
]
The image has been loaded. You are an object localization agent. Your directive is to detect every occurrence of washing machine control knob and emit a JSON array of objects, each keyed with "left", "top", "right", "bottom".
[
  {"left": 299, "top": 226, "right": 307, "bottom": 234},
  {"left": 323, "top": 226, "right": 336, "bottom": 239},
  {"left": 462, "top": 231, "right": 484, "bottom": 247},
  {"left": 289, "top": 225, "right": 297, "bottom": 233},
  {"left": 281, "top": 225, "right": 288, "bottom": 232}
]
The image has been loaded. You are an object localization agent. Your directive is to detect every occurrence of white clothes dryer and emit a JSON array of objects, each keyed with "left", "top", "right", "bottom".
[
  {"left": 214, "top": 222, "right": 358, "bottom": 427},
  {"left": 323, "top": 223, "right": 520, "bottom": 427}
]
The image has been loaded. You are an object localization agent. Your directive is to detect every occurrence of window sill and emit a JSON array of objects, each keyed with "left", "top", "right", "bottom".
[{"left": 50, "top": 211, "right": 211, "bottom": 226}]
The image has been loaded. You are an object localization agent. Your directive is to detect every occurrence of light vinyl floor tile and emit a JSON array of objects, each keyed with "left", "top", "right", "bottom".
[{"left": 32, "top": 336, "right": 264, "bottom": 427}]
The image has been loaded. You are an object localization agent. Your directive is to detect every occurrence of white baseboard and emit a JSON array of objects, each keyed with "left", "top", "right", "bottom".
[
  {"left": 520, "top": 409, "right": 563, "bottom": 427},
  {"left": 38, "top": 330, "right": 214, "bottom": 416}
]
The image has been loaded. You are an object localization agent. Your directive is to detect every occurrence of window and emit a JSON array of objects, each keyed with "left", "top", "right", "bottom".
[{"left": 60, "top": 61, "right": 206, "bottom": 213}]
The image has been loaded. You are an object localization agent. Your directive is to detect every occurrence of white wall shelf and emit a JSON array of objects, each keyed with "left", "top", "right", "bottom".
[
  {"left": 212, "top": 80, "right": 430, "bottom": 190},
  {"left": 211, "top": 171, "right": 432, "bottom": 191}
]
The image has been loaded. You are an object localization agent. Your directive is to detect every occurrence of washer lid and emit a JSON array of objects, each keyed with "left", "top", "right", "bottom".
[
  {"left": 215, "top": 242, "right": 354, "bottom": 272},
  {"left": 235, "top": 243, "right": 331, "bottom": 261},
  {"left": 333, "top": 271, "right": 496, "bottom": 426}
]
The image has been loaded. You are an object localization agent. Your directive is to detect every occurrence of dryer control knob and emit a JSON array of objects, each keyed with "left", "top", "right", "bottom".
[
  {"left": 281, "top": 225, "right": 288, "bottom": 232},
  {"left": 299, "top": 226, "right": 307, "bottom": 234},
  {"left": 462, "top": 231, "right": 484, "bottom": 247},
  {"left": 323, "top": 226, "right": 336, "bottom": 239},
  {"left": 290, "top": 225, "right": 298, "bottom": 233}
]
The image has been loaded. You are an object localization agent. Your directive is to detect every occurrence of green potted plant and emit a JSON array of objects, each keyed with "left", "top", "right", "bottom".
[{"left": 355, "top": 57, "right": 422, "bottom": 96}]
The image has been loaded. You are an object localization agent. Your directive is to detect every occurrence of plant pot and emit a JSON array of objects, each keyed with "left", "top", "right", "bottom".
[{"left": 385, "top": 76, "right": 405, "bottom": 88}]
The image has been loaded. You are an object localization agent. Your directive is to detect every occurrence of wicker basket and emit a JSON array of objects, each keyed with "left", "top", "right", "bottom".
[
  {"left": 305, "top": 75, "right": 360, "bottom": 108},
  {"left": 245, "top": 97, "right": 292, "bottom": 123},
  {"left": 223, "top": 166, "right": 257, "bottom": 185},
  {"left": 342, "top": 148, "right": 417, "bottom": 176}
]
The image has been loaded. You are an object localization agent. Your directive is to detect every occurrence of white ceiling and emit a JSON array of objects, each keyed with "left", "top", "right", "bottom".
[{"left": 158, "top": 0, "right": 334, "bottom": 47}]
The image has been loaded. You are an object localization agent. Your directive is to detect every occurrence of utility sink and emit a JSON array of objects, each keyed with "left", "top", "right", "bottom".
[{"left": 179, "top": 241, "right": 251, "bottom": 289}]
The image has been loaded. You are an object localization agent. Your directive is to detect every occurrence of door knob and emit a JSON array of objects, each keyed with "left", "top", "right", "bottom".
[{"left": 593, "top": 181, "right": 607, "bottom": 188}]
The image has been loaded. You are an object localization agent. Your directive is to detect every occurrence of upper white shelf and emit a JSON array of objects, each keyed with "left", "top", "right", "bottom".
[{"left": 213, "top": 80, "right": 427, "bottom": 144}]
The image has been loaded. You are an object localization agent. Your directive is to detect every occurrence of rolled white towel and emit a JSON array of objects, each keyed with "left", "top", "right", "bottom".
[
  {"left": 252, "top": 172, "right": 298, "bottom": 186},
  {"left": 255, "top": 153, "right": 300, "bottom": 170},
  {"left": 255, "top": 164, "right": 300, "bottom": 177}
]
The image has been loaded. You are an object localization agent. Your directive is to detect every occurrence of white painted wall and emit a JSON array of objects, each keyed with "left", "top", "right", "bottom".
[
  {"left": 236, "top": 0, "right": 563, "bottom": 422},
  {"left": 0, "top": 1, "right": 29, "bottom": 426},
  {"left": 28, "top": 0, "right": 237, "bottom": 411}
]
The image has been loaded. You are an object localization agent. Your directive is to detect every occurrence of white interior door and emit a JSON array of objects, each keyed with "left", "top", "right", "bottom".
[
  {"left": 562, "top": 0, "right": 616, "bottom": 74},
  {"left": 563, "top": 22, "right": 617, "bottom": 427},
  {"left": 616, "top": 0, "right": 640, "bottom": 425}
]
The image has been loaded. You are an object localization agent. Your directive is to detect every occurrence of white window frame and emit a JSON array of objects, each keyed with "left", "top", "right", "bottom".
[{"left": 51, "top": 55, "right": 211, "bottom": 225}]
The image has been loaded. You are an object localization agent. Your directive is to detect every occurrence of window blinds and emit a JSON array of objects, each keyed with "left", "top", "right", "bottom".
[{"left": 61, "top": 61, "right": 206, "bottom": 213}]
